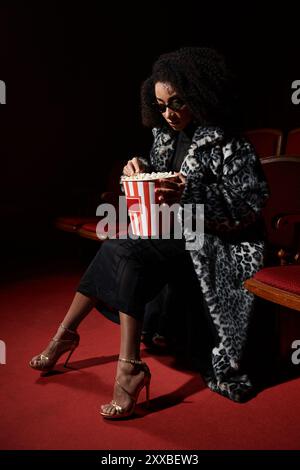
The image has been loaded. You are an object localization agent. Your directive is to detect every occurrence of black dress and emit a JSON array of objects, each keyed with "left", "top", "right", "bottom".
[{"left": 77, "top": 237, "right": 187, "bottom": 319}]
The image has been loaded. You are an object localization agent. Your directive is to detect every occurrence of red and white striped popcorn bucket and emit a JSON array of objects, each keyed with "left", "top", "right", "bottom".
[{"left": 122, "top": 175, "right": 177, "bottom": 237}]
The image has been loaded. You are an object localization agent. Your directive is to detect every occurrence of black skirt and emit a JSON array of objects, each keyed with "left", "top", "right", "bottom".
[{"left": 77, "top": 238, "right": 188, "bottom": 319}]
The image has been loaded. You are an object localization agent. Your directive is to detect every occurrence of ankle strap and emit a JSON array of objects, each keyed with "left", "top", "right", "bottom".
[
  {"left": 60, "top": 323, "right": 77, "bottom": 335},
  {"left": 118, "top": 357, "right": 142, "bottom": 365}
]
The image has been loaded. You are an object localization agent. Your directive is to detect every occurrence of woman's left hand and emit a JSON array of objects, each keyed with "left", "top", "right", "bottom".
[{"left": 155, "top": 172, "right": 186, "bottom": 204}]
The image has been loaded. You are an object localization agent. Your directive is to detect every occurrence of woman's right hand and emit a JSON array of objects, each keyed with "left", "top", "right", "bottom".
[
  {"left": 155, "top": 172, "right": 186, "bottom": 204},
  {"left": 123, "top": 157, "right": 146, "bottom": 176}
]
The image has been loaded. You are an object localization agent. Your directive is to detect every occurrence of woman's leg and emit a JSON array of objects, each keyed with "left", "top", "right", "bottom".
[
  {"left": 119, "top": 311, "right": 143, "bottom": 360},
  {"left": 99, "top": 239, "right": 187, "bottom": 417},
  {"left": 52, "top": 292, "right": 97, "bottom": 340},
  {"left": 29, "top": 292, "right": 97, "bottom": 370},
  {"left": 101, "top": 312, "right": 148, "bottom": 416}
]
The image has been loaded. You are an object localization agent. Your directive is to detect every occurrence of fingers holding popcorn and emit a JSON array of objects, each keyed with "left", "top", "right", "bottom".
[{"left": 123, "top": 157, "right": 146, "bottom": 176}]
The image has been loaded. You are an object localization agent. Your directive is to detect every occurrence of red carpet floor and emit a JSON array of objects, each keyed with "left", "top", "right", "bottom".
[{"left": 1, "top": 265, "right": 300, "bottom": 450}]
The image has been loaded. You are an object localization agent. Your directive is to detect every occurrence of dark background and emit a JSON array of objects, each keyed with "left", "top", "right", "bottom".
[{"left": 1, "top": 3, "right": 300, "bottom": 272}]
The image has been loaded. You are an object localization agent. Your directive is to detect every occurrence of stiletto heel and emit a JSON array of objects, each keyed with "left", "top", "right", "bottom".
[
  {"left": 29, "top": 323, "right": 80, "bottom": 372},
  {"left": 63, "top": 345, "right": 77, "bottom": 367},
  {"left": 100, "top": 357, "right": 151, "bottom": 419}
]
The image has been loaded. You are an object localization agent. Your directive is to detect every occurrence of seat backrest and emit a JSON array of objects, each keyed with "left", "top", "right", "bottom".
[
  {"left": 244, "top": 128, "right": 283, "bottom": 158},
  {"left": 261, "top": 157, "right": 300, "bottom": 254},
  {"left": 285, "top": 128, "right": 300, "bottom": 155}
]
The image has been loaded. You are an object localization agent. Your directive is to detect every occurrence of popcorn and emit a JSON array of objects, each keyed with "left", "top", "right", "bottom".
[{"left": 121, "top": 171, "right": 176, "bottom": 181}]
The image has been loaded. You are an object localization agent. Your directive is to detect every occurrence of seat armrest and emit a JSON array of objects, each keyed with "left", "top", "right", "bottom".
[{"left": 276, "top": 212, "right": 300, "bottom": 230}]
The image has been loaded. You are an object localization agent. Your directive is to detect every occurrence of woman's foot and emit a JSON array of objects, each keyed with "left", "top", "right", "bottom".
[
  {"left": 29, "top": 324, "right": 80, "bottom": 372},
  {"left": 100, "top": 358, "right": 151, "bottom": 419}
]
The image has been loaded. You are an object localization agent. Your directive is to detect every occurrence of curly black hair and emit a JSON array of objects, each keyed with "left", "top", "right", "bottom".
[{"left": 141, "top": 47, "right": 241, "bottom": 132}]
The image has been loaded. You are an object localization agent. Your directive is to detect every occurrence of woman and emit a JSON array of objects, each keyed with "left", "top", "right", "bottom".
[{"left": 29, "top": 47, "right": 269, "bottom": 416}]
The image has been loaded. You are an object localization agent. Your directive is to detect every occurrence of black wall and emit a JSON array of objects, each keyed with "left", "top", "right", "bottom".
[{"left": 1, "top": 3, "right": 300, "bottom": 266}]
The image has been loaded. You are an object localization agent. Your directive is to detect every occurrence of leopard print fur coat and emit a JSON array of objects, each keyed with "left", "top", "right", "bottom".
[{"left": 143, "top": 125, "right": 269, "bottom": 402}]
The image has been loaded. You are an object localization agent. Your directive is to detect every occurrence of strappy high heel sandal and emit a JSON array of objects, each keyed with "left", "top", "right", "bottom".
[
  {"left": 29, "top": 323, "right": 80, "bottom": 372},
  {"left": 100, "top": 357, "right": 151, "bottom": 420}
]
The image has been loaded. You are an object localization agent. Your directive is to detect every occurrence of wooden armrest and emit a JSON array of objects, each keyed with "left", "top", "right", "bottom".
[{"left": 244, "top": 277, "right": 300, "bottom": 311}]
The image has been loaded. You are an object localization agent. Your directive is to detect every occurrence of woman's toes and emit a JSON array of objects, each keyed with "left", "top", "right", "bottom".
[
  {"left": 101, "top": 403, "right": 113, "bottom": 415},
  {"left": 101, "top": 404, "right": 107, "bottom": 412}
]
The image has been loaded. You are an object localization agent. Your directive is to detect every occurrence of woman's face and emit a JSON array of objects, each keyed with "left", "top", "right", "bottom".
[{"left": 154, "top": 82, "right": 193, "bottom": 131}]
